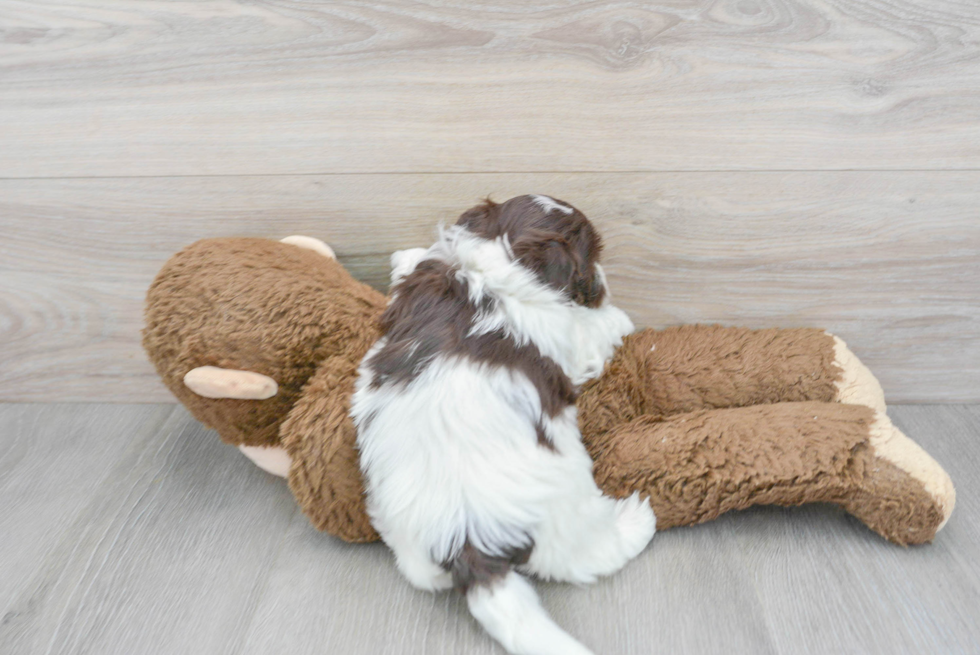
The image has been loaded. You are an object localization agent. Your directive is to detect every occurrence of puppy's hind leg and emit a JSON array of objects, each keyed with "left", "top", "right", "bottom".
[
  {"left": 525, "top": 490, "right": 655, "bottom": 585},
  {"left": 386, "top": 531, "right": 453, "bottom": 592}
]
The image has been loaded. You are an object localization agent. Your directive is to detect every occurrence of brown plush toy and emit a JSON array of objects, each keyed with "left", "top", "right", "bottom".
[{"left": 143, "top": 223, "right": 955, "bottom": 548}]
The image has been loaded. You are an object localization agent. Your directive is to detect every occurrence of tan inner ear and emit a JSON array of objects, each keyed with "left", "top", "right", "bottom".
[
  {"left": 183, "top": 366, "right": 278, "bottom": 400},
  {"left": 280, "top": 235, "right": 336, "bottom": 259}
]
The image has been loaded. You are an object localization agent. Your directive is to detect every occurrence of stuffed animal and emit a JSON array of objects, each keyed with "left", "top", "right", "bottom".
[{"left": 142, "top": 219, "right": 955, "bottom": 547}]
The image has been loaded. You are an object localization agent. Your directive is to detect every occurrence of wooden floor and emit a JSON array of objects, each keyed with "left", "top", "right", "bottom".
[
  {"left": 0, "top": 402, "right": 978, "bottom": 655},
  {"left": 2, "top": 2, "right": 979, "bottom": 653}
]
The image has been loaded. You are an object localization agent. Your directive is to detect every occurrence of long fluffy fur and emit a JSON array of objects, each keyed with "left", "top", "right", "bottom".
[{"left": 351, "top": 198, "right": 655, "bottom": 655}]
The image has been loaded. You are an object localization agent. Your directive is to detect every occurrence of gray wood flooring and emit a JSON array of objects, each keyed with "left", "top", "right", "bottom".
[{"left": 1, "top": 403, "right": 977, "bottom": 655}]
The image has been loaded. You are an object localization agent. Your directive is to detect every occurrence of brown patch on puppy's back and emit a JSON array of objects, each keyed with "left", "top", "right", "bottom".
[
  {"left": 368, "top": 259, "right": 482, "bottom": 389},
  {"left": 367, "top": 258, "right": 576, "bottom": 419}
]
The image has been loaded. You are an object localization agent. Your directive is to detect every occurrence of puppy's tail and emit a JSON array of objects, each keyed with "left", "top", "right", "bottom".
[{"left": 453, "top": 547, "right": 594, "bottom": 655}]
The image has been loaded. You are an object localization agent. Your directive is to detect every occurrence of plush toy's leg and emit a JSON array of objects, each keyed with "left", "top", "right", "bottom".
[
  {"left": 590, "top": 402, "right": 955, "bottom": 545},
  {"left": 579, "top": 325, "right": 885, "bottom": 438},
  {"left": 279, "top": 235, "right": 336, "bottom": 259}
]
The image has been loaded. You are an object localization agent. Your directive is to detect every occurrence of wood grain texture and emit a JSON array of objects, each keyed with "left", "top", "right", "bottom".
[
  {"left": 0, "top": 404, "right": 173, "bottom": 621},
  {"left": 2, "top": 0, "right": 979, "bottom": 177},
  {"left": 726, "top": 403, "right": 980, "bottom": 655},
  {"left": 0, "top": 404, "right": 301, "bottom": 655},
  {"left": 1, "top": 403, "right": 977, "bottom": 654},
  {"left": 2, "top": 172, "right": 978, "bottom": 402}
]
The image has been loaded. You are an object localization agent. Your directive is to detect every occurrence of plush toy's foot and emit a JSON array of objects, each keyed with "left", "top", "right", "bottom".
[
  {"left": 859, "top": 411, "right": 956, "bottom": 535},
  {"left": 829, "top": 334, "right": 886, "bottom": 413},
  {"left": 280, "top": 235, "right": 336, "bottom": 259},
  {"left": 183, "top": 366, "right": 279, "bottom": 400},
  {"left": 239, "top": 445, "right": 292, "bottom": 478},
  {"left": 591, "top": 402, "right": 954, "bottom": 545}
]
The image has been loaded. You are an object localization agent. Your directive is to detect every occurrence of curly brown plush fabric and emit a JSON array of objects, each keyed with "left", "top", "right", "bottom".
[
  {"left": 591, "top": 402, "right": 944, "bottom": 545},
  {"left": 577, "top": 326, "right": 841, "bottom": 441},
  {"left": 143, "top": 237, "right": 955, "bottom": 547},
  {"left": 281, "top": 354, "right": 380, "bottom": 542},
  {"left": 143, "top": 238, "right": 386, "bottom": 447}
]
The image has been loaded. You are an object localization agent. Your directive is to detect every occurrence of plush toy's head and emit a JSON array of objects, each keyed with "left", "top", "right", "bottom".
[{"left": 143, "top": 237, "right": 386, "bottom": 448}]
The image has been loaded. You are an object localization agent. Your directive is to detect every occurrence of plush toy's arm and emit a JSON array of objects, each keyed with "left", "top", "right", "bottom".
[
  {"left": 579, "top": 325, "right": 883, "bottom": 439},
  {"left": 589, "top": 401, "right": 954, "bottom": 545},
  {"left": 280, "top": 354, "right": 381, "bottom": 543}
]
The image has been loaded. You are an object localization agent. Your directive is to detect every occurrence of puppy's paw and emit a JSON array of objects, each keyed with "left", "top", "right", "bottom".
[
  {"left": 395, "top": 552, "right": 454, "bottom": 592},
  {"left": 615, "top": 492, "right": 656, "bottom": 559}
]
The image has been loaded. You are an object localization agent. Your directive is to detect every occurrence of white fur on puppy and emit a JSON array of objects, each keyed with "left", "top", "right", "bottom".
[{"left": 351, "top": 196, "right": 655, "bottom": 655}]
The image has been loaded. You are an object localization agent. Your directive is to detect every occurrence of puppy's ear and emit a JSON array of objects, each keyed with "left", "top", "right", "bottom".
[
  {"left": 512, "top": 230, "right": 605, "bottom": 307},
  {"left": 570, "top": 262, "right": 605, "bottom": 308},
  {"left": 513, "top": 231, "right": 575, "bottom": 291},
  {"left": 568, "top": 225, "right": 605, "bottom": 307},
  {"left": 456, "top": 198, "right": 501, "bottom": 237}
]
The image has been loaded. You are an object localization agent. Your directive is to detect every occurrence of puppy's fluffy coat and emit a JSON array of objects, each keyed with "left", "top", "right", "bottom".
[{"left": 351, "top": 195, "right": 656, "bottom": 655}]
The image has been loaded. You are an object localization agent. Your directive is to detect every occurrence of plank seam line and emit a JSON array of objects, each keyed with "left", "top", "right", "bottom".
[{"left": 2, "top": 169, "right": 980, "bottom": 181}]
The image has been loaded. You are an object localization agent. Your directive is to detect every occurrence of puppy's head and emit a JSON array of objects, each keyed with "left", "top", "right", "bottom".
[{"left": 456, "top": 195, "right": 606, "bottom": 308}]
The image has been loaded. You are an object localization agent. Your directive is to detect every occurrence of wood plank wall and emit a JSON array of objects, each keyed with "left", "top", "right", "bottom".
[{"left": 1, "top": 1, "right": 978, "bottom": 402}]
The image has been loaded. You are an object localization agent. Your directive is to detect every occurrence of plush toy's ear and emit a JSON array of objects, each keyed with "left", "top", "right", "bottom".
[
  {"left": 280, "top": 235, "right": 336, "bottom": 259},
  {"left": 183, "top": 366, "right": 278, "bottom": 400}
]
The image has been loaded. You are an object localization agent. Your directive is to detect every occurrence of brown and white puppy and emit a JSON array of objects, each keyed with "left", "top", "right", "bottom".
[{"left": 351, "top": 195, "right": 655, "bottom": 655}]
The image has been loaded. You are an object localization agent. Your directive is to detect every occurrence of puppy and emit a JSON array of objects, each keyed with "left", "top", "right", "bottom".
[{"left": 350, "top": 195, "right": 656, "bottom": 655}]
